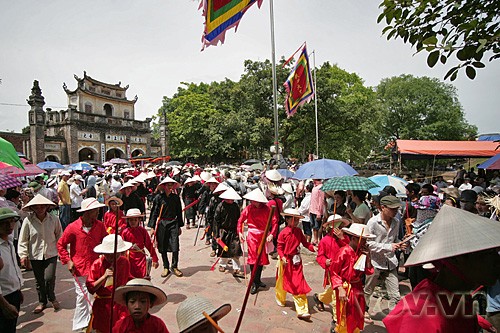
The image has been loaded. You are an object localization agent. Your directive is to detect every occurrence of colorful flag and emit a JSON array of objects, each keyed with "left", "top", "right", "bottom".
[
  {"left": 283, "top": 45, "right": 314, "bottom": 118},
  {"left": 200, "top": 0, "right": 263, "bottom": 50}
]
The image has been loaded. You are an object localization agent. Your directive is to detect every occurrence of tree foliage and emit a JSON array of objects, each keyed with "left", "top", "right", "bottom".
[
  {"left": 155, "top": 61, "right": 476, "bottom": 164},
  {"left": 378, "top": 0, "right": 500, "bottom": 80},
  {"left": 376, "top": 74, "right": 477, "bottom": 141}
]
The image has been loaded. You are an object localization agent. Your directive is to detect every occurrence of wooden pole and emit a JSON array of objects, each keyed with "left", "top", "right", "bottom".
[
  {"left": 234, "top": 206, "right": 275, "bottom": 332},
  {"left": 109, "top": 208, "right": 120, "bottom": 332}
]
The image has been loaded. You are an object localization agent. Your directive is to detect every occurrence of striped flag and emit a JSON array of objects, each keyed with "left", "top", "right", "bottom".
[
  {"left": 283, "top": 44, "right": 315, "bottom": 118},
  {"left": 200, "top": 0, "right": 263, "bottom": 50}
]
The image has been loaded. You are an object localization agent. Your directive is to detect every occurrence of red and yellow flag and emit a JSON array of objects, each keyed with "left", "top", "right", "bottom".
[
  {"left": 200, "top": 0, "right": 263, "bottom": 50},
  {"left": 283, "top": 44, "right": 315, "bottom": 118}
]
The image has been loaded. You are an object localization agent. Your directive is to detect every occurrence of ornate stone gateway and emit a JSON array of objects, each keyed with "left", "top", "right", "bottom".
[{"left": 27, "top": 72, "right": 160, "bottom": 164}]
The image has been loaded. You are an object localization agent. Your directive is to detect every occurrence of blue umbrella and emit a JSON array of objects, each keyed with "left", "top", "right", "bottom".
[
  {"left": 368, "top": 174, "right": 408, "bottom": 197},
  {"left": 292, "top": 159, "right": 358, "bottom": 180},
  {"left": 37, "top": 161, "right": 64, "bottom": 170},
  {"left": 277, "top": 168, "right": 294, "bottom": 179},
  {"left": 69, "top": 162, "right": 94, "bottom": 171}
]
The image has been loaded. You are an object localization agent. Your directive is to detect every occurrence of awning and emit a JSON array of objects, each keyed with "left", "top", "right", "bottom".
[
  {"left": 477, "top": 153, "right": 500, "bottom": 170},
  {"left": 396, "top": 140, "right": 499, "bottom": 159}
]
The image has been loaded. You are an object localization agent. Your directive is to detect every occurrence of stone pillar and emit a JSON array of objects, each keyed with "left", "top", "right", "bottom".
[{"left": 27, "top": 80, "right": 46, "bottom": 164}]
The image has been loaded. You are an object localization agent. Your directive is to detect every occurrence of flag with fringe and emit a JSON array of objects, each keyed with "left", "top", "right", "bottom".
[
  {"left": 200, "top": 0, "right": 263, "bottom": 50},
  {"left": 283, "top": 44, "right": 314, "bottom": 118}
]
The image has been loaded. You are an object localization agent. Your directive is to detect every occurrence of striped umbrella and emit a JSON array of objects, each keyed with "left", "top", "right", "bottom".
[
  {"left": 321, "top": 176, "right": 379, "bottom": 193},
  {"left": 0, "top": 174, "right": 23, "bottom": 190}
]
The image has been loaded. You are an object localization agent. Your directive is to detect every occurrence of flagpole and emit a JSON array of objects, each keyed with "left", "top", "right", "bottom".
[
  {"left": 269, "top": 0, "right": 280, "bottom": 163},
  {"left": 313, "top": 50, "right": 319, "bottom": 157}
]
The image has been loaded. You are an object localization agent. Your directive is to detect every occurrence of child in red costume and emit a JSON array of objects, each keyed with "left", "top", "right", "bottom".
[
  {"left": 121, "top": 208, "right": 159, "bottom": 278},
  {"left": 330, "top": 223, "right": 375, "bottom": 333},
  {"left": 275, "top": 208, "right": 316, "bottom": 319},
  {"left": 103, "top": 196, "right": 126, "bottom": 234},
  {"left": 314, "top": 215, "right": 351, "bottom": 322},
  {"left": 86, "top": 234, "right": 133, "bottom": 333},
  {"left": 113, "top": 278, "right": 169, "bottom": 333}
]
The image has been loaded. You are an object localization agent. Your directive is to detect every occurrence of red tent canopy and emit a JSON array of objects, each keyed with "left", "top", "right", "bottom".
[{"left": 396, "top": 140, "right": 499, "bottom": 159}]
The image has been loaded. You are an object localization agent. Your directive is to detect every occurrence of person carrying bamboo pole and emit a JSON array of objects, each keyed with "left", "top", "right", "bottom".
[{"left": 148, "top": 177, "right": 184, "bottom": 278}]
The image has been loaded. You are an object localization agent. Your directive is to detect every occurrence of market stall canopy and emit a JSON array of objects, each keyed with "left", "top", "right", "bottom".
[{"left": 396, "top": 140, "right": 499, "bottom": 160}]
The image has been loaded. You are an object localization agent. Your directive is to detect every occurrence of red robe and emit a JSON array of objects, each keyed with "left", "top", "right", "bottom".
[
  {"left": 267, "top": 198, "right": 283, "bottom": 238},
  {"left": 276, "top": 226, "right": 315, "bottom": 295},
  {"left": 121, "top": 226, "right": 159, "bottom": 278},
  {"left": 86, "top": 255, "right": 132, "bottom": 333},
  {"left": 330, "top": 245, "right": 374, "bottom": 333},
  {"left": 104, "top": 210, "right": 126, "bottom": 234},
  {"left": 383, "top": 278, "right": 480, "bottom": 333},
  {"left": 113, "top": 314, "right": 170, "bottom": 333},
  {"left": 316, "top": 233, "right": 350, "bottom": 288},
  {"left": 237, "top": 204, "right": 274, "bottom": 265}
]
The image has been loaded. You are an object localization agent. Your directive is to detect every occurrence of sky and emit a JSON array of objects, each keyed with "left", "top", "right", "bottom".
[{"left": 0, "top": 0, "right": 498, "bottom": 136}]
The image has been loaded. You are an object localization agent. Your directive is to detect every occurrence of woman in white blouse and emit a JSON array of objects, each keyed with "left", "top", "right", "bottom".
[{"left": 18, "top": 194, "right": 62, "bottom": 314}]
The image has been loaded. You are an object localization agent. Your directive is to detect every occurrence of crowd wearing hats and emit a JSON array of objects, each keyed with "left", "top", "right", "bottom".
[{"left": 1, "top": 160, "right": 500, "bottom": 333}]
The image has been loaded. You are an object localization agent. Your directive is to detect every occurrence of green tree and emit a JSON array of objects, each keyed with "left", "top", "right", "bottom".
[
  {"left": 376, "top": 75, "right": 477, "bottom": 141},
  {"left": 378, "top": 0, "right": 500, "bottom": 80}
]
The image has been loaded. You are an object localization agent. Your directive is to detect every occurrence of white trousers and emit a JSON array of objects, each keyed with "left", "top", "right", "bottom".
[
  {"left": 72, "top": 275, "right": 93, "bottom": 331},
  {"left": 219, "top": 257, "right": 241, "bottom": 271}
]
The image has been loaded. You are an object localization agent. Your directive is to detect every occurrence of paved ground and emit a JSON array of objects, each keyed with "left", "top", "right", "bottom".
[{"left": 15, "top": 218, "right": 406, "bottom": 332}]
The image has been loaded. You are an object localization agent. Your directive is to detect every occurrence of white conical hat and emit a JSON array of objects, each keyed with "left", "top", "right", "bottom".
[
  {"left": 213, "top": 183, "right": 228, "bottom": 194},
  {"left": 160, "top": 176, "right": 179, "bottom": 185},
  {"left": 342, "top": 223, "right": 375, "bottom": 239},
  {"left": 200, "top": 171, "right": 211, "bottom": 182},
  {"left": 22, "top": 193, "right": 57, "bottom": 211},
  {"left": 405, "top": 205, "right": 500, "bottom": 267},
  {"left": 243, "top": 188, "right": 268, "bottom": 203},
  {"left": 265, "top": 169, "right": 282, "bottom": 182},
  {"left": 219, "top": 187, "right": 242, "bottom": 201},
  {"left": 146, "top": 171, "right": 156, "bottom": 179},
  {"left": 282, "top": 183, "right": 294, "bottom": 194},
  {"left": 191, "top": 175, "right": 202, "bottom": 182},
  {"left": 205, "top": 177, "right": 219, "bottom": 184}
]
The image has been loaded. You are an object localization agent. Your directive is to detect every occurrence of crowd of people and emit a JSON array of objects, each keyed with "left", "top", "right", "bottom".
[{"left": 0, "top": 161, "right": 499, "bottom": 332}]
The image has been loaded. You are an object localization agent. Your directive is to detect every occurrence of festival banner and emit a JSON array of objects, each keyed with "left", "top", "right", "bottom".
[
  {"left": 200, "top": 0, "right": 263, "bottom": 50},
  {"left": 283, "top": 44, "right": 315, "bottom": 118}
]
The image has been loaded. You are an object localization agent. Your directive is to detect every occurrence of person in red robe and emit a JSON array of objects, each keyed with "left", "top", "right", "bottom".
[
  {"left": 104, "top": 196, "right": 126, "bottom": 234},
  {"left": 275, "top": 208, "right": 316, "bottom": 319},
  {"left": 86, "top": 234, "right": 133, "bottom": 333},
  {"left": 121, "top": 208, "right": 159, "bottom": 278},
  {"left": 330, "top": 223, "right": 375, "bottom": 333},
  {"left": 383, "top": 206, "right": 500, "bottom": 333},
  {"left": 237, "top": 188, "right": 274, "bottom": 294},
  {"left": 314, "top": 215, "right": 351, "bottom": 321},
  {"left": 113, "top": 278, "right": 169, "bottom": 333}
]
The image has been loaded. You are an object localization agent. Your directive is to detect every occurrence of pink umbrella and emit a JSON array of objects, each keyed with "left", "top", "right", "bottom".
[
  {"left": 0, "top": 162, "right": 46, "bottom": 177},
  {"left": 0, "top": 174, "right": 23, "bottom": 190}
]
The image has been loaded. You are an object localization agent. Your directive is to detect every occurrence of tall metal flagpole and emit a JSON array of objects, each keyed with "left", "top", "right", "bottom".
[
  {"left": 313, "top": 50, "right": 319, "bottom": 157},
  {"left": 269, "top": 0, "right": 280, "bottom": 162}
]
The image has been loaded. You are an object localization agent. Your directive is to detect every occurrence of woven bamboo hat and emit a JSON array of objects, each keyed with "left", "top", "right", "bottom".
[
  {"left": 281, "top": 208, "right": 304, "bottom": 219},
  {"left": 243, "top": 188, "right": 268, "bottom": 203},
  {"left": 124, "top": 208, "right": 145, "bottom": 218},
  {"left": 93, "top": 234, "right": 132, "bottom": 254},
  {"left": 22, "top": 193, "right": 57, "bottom": 211},
  {"left": 213, "top": 183, "right": 228, "bottom": 194},
  {"left": 219, "top": 187, "right": 242, "bottom": 201},
  {"left": 265, "top": 169, "right": 282, "bottom": 182},
  {"left": 115, "top": 278, "right": 167, "bottom": 307},
  {"left": 405, "top": 205, "right": 500, "bottom": 266},
  {"left": 176, "top": 296, "right": 231, "bottom": 333},
  {"left": 342, "top": 223, "right": 375, "bottom": 239},
  {"left": 77, "top": 198, "right": 106, "bottom": 212},
  {"left": 105, "top": 196, "right": 123, "bottom": 207}
]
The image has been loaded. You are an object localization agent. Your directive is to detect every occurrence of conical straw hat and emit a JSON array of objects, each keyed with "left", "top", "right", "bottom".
[
  {"left": 243, "top": 188, "right": 268, "bottom": 203},
  {"left": 405, "top": 205, "right": 500, "bottom": 266},
  {"left": 213, "top": 183, "right": 228, "bottom": 194},
  {"left": 219, "top": 187, "right": 242, "bottom": 201},
  {"left": 22, "top": 193, "right": 57, "bottom": 211}
]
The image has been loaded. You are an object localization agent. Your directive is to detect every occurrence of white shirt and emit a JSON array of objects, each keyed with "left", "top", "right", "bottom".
[
  {"left": 366, "top": 213, "right": 401, "bottom": 270},
  {"left": 298, "top": 193, "right": 311, "bottom": 222},
  {"left": 70, "top": 182, "right": 84, "bottom": 208},
  {"left": 0, "top": 237, "right": 23, "bottom": 296},
  {"left": 458, "top": 183, "right": 472, "bottom": 192},
  {"left": 18, "top": 212, "right": 62, "bottom": 260}
]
